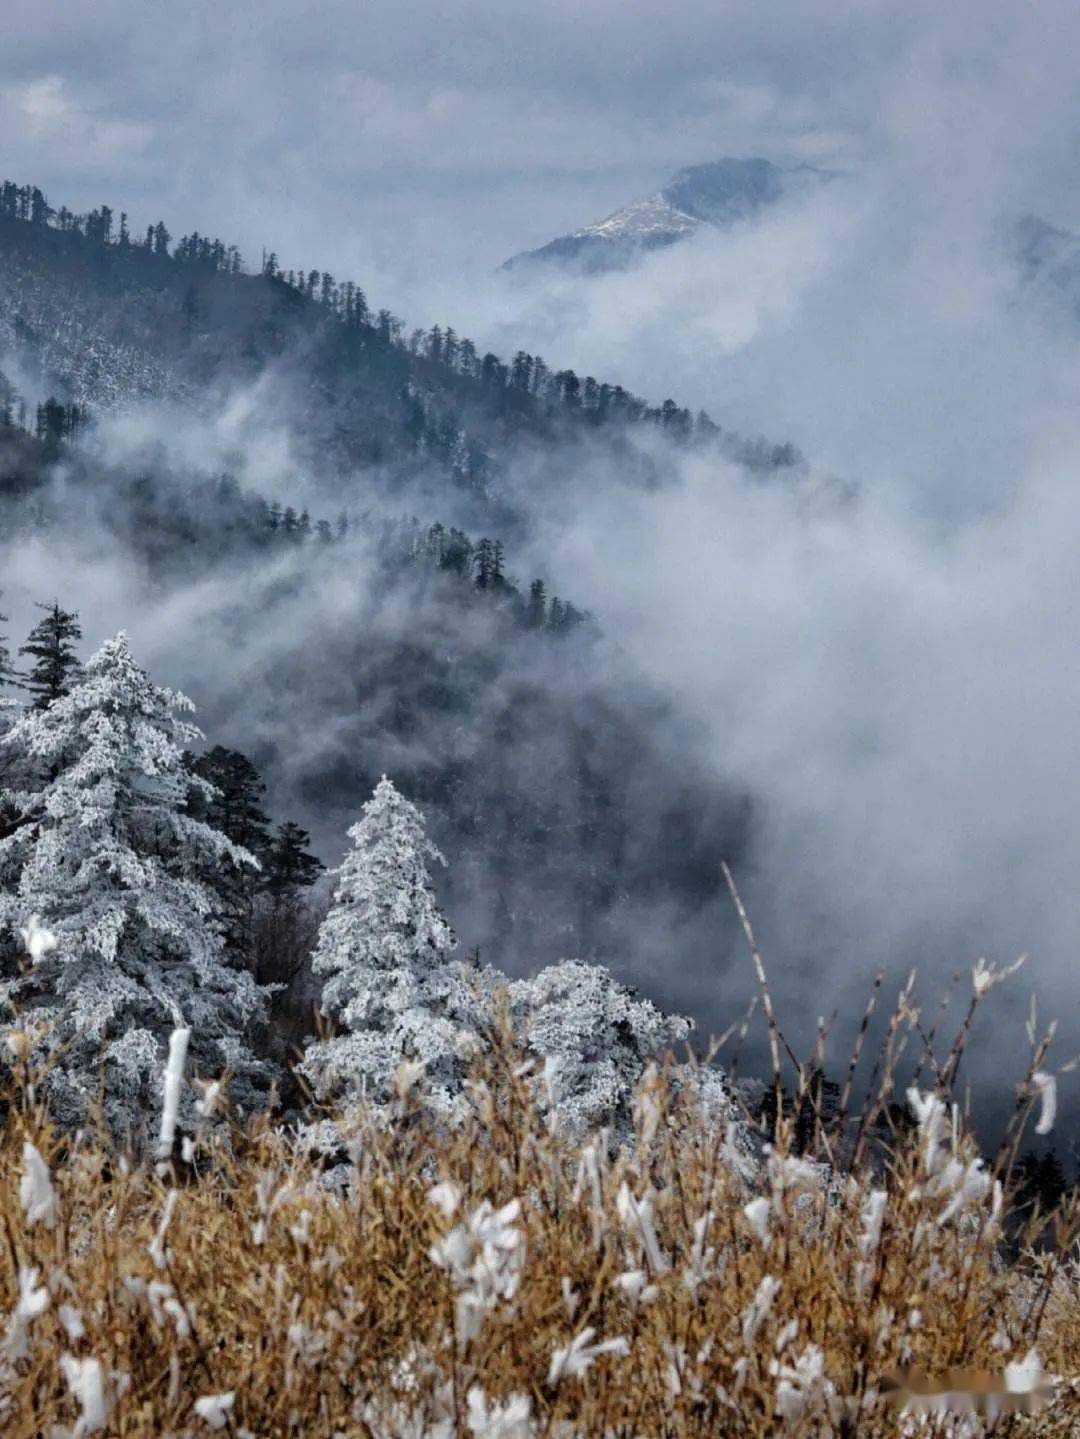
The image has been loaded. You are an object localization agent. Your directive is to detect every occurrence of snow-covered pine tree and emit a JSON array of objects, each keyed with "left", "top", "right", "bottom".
[
  {"left": 299, "top": 776, "right": 485, "bottom": 1121},
  {"left": 0, "top": 632, "right": 272, "bottom": 1136},
  {"left": 507, "top": 959, "right": 694, "bottom": 1137}
]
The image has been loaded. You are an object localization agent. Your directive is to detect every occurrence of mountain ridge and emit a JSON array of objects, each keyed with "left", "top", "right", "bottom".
[
  {"left": 0, "top": 176, "right": 805, "bottom": 543},
  {"left": 502, "top": 157, "right": 837, "bottom": 274}
]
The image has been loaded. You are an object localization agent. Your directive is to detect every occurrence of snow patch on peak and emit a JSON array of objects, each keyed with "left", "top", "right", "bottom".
[
  {"left": 502, "top": 157, "right": 836, "bottom": 275},
  {"left": 574, "top": 195, "right": 701, "bottom": 244}
]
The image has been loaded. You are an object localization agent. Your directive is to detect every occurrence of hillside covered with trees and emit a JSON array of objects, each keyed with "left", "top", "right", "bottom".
[
  {"left": 0, "top": 178, "right": 803, "bottom": 534},
  {"left": 0, "top": 178, "right": 767, "bottom": 1044}
]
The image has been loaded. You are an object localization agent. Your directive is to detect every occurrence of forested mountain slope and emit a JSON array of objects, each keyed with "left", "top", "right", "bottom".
[
  {"left": 0, "top": 179, "right": 765, "bottom": 996},
  {"left": 0, "top": 181, "right": 802, "bottom": 537}
]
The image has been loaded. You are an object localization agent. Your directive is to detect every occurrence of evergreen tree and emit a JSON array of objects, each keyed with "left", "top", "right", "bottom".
[
  {"left": 261, "top": 821, "right": 323, "bottom": 902},
  {"left": 510, "top": 351, "right": 533, "bottom": 392},
  {"left": 793, "top": 1067, "right": 841, "bottom": 1156},
  {"left": 29, "top": 187, "right": 51, "bottom": 227},
  {"left": 0, "top": 634, "right": 271, "bottom": 1134},
  {"left": 251, "top": 821, "right": 325, "bottom": 998},
  {"left": 35, "top": 398, "right": 70, "bottom": 455},
  {"left": 189, "top": 747, "right": 271, "bottom": 854},
  {"left": 527, "top": 579, "right": 547, "bottom": 629},
  {"left": 559, "top": 370, "right": 581, "bottom": 408},
  {"left": 474, "top": 538, "right": 495, "bottom": 590},
  {"left": 18, "top": 602, "right": 83, "bottom": 708},
  {"left": 0, "top": 595, "right": 18, "bottom": 782},
  {"left": 181, "top": 284, "right": 200, "bottom": 336},
  {"left": 548, "top": 597, "right": 585, "bottom": 636},
  {"left": 185, "top": 746, "right": 271, "bottom": 951},
  {"left": 1014, "top": 1148, "right": 1070, "bottom": 1220},
  {"left": 299, "top": 777, "right": 482, "bottom": 1120}
]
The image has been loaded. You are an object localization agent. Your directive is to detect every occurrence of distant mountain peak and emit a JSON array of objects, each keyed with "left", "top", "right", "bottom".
[{"left": 502, "top": 157, "right": 834, "bottom": 275}]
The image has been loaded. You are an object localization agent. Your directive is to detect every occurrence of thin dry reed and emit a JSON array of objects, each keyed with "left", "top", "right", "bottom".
[{"left": 0, "top": 969, "right": 1076, "bottom": 1438}]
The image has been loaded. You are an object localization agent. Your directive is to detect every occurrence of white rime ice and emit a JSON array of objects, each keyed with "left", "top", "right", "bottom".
[
  {"left": 1032, "top": 1070, "right": 1057, "bottom": 1135},
  {"left": 741, "top": 1275, "right": 782, "bottom": 1346},
  {"left": 508, "top": 960, "right": 693, "bottom": 1137},
  {"left": 59, "top": 1354, "right": 109, "bottom": 1435},
  {"left": 19, "top": 914, "right": 57, "bottom": 964},
  {"left": 299, "top": 776, "right": 485, "bottom": 1120},
  {"left": 547, "top": 1328, "right": 630, "bottom": 1384},
  {"left": 193, "top": 1391, "right": 236, "bottom": 1429},
  {"left": 0, "top": 633, "right": 271, "bottom": 1135},
  {"left": 465, "top": 1386, "right": 535, "bottom": 1438},
  {"left": 428, "top": 1195, "right": 526, "bottom": 1343},
  {"left": 4, "top": 1265, "right": 49, "bottom": 1360},
  {"left": 19, "top": 1141, "right": 57, "bottom": 1228},
  {"left": 157, "top": 1027, "right": 191, "bottom": 1164}
]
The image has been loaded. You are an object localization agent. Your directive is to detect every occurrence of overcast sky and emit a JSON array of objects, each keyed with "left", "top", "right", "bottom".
[{"left": 4, "top": 0, "right": 1080, "bottom": 280}]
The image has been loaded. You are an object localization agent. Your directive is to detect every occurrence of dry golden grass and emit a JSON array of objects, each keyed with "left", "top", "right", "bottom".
[{"left": 0, "top": 978, "right": 1077, "bottom": 1437}]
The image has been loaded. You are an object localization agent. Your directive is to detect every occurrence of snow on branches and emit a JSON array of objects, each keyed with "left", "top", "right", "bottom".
[
  {"left": 299, "top": 776, "right": 486, "bottom": 1121},
  {"left": 301, "top": 776, "right": 738, "bottom": 1142},
  {"left": 507, "top": 960, "right": 692, "bottom": 1138},
  {"left": 0, "top": 633, "right": 272, "bottom": 1135}
]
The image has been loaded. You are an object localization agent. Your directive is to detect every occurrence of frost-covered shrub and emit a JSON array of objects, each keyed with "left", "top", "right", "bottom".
[
  {"left": 507, "top": 960, "right": 693, "bottom": 1138},
  {"left": 0, "top": 633, "right": 273, "bottom": 1135}
]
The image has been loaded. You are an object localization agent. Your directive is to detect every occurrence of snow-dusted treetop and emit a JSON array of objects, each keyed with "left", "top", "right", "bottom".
[
  {"left": 300, "top": 776, "right": 493, "bottom": 1119},
  {"left": 313, "top": 774, "right": 457, "bottom": 997},
  {"left": 0, "top": 632, "right": 271, "bottom": 1134}
]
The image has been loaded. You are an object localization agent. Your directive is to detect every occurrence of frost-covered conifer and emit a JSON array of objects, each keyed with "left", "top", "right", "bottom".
[
  {"left": 299, "top": 776, "right": 486, "bottom": 1121},
  {"left": 0, "top": 633, "right": 271, "bottom": 1135},
  {"left": 507, "top": 960, "right": 694, "bottom": 1137}
]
